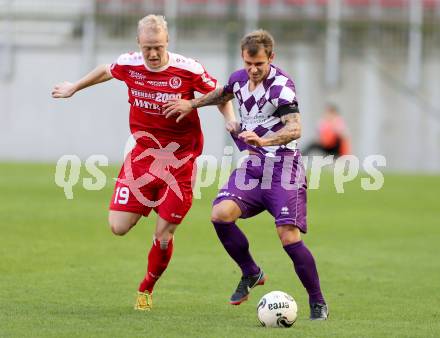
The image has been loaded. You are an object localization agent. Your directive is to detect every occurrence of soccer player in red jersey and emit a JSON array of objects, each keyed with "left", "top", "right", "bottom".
[{"left": 51, "top": 15, "right": 235, "bottom": 311}]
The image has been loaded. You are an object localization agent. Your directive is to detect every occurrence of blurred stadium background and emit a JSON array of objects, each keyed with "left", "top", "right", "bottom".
[
  {"left": 1, "top": 2, "right": 440, "bottom": 337},
  {"left": 0, "top": 0, "right": 439, "bottom": 171}
]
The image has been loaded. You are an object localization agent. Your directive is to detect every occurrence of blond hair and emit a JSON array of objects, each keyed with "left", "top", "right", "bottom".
[{"left": 137, "top": 14, "right": 168, "bottom": 36}]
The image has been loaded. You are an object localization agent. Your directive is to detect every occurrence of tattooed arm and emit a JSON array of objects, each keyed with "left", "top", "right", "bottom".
[
  {"left": 264, "top": 112, "right": 301, "bottom": 145},
  {"left": 190, "top": 87, "right": 235, "bottom": 108},
  {"left": 163, "top": 87, "right": 235, "bottom": 122},
  {"left": 239, "top": 113, "right": 301, "bottom": 147}
]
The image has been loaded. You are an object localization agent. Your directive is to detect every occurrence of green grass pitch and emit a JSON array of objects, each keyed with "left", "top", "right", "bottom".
[{"left": 0, "top": 163, "right": 439, "bottom": 337}]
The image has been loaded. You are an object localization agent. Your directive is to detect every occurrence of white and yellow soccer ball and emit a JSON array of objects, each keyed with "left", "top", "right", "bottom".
[{"left": 257, "top": 291, "right": 298, "bottom": 328}]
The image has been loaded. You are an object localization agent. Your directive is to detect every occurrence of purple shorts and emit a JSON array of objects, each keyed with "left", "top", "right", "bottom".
[{"left": 213, "top": 152, "right": 308, "bottom": 233}]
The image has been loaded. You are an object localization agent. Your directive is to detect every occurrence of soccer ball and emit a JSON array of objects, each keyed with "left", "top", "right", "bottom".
[{"left": 257, "top": 291, "right": 298, "bottom": 328}]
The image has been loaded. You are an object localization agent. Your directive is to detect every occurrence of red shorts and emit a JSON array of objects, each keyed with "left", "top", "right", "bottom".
[{"left": 109, "top": 145, "right": 196, "bottom": 224}]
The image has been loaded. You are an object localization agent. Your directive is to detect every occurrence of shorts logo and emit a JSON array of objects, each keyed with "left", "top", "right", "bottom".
[
  {"left": 218, "top": 191, "right": 232, "bottom": 197},
  {"left": 169, "top": 76, "right": 182, "bottom": 89},
  {"left": 281, "top": 206, "right": 289, "bottom": 215}
]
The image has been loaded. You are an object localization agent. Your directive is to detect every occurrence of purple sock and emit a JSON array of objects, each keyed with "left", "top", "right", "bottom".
[
  {"left": 212, "top": 221, "right": 260, "bottom": 276},
  {"left": 283, "top": 241, "right": 325, "bottom": 304}
]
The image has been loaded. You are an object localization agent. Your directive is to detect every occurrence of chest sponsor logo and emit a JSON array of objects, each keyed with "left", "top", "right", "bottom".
[
  {"left": 169, "top": 76, "right": 182, "bottom": 89},
  {"left": 131, "top": 89, "right": 182, "bottom": 103},
  {"left": 128, "top": 70, "right": 146, "bottom": 80},
  {"left": 147, "top": 80, "right": 168, "bottom": 87},
  {"left": 133, "top": 98, "right": 162, "bottom": 113},
  {"left": 241, "top": 114, "right": 272, "bottom": 125}
]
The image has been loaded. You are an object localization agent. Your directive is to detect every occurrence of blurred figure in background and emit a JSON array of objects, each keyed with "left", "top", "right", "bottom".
[{"left": 303, "top": 103, "right": 351, "bottom": 157}]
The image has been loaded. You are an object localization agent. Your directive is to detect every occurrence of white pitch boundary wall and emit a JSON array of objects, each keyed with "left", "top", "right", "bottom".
[{"left": 0, "top": 43, "right": 439, "bottom": 172}]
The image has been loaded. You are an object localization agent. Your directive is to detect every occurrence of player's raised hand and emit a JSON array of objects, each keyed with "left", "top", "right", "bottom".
[
  {"left": 163, "top": 99, "right": 193, "bottom": 123},
  {"left": 238, "top": 131, "right": 267, "bottom": 147},
  {"left": 51, "top": 81, "right": 77, "bottom": 98}
]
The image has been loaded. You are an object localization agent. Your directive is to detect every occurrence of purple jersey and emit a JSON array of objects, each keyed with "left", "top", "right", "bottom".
[{"left": 224, "top": 65, "right": 298, "bottom": 155}]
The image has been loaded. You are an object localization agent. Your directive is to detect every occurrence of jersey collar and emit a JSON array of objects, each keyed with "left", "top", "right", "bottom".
[{"left": 266, "top": 64, "right": 277, "bottom": 80}]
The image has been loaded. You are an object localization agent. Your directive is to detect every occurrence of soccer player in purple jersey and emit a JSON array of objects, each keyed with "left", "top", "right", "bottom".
[{"left": 164, "top": 30, "right": 328, "bottom": 320}]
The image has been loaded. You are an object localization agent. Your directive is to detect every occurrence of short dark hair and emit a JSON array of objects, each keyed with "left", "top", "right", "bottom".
[{"left": 241, "top": 29, "right": 275, "bottom": 58}]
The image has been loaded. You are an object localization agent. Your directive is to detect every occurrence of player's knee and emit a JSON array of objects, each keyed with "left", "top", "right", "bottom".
[
  {"left": 109, "top": 223, "right": 128, "bottom": 236},
  {"left": 211, "top": 206, "right": 236, "bottom": 223},
  {"left": 108, "top": 216, "right": 137, "bottom": 236},
  {"left": 154, "top": 221, "right": 178, "bottom": 242},
  {"left": 277, "top": 225, "right": 301, "bottom": 246},
  {"left": 280, "top": 235, "right": 301, "bottom": 246},
  {"left": 154, "top": 229, "right": 176, "bottom": 242},
  {"left": 108, "top": 221, "right": 128, "bottom": 236}
]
